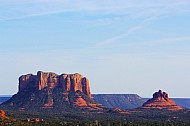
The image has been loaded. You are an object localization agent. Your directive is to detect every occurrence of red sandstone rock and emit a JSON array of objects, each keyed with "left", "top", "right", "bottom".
[
  {"left": 108, "top": 108, "right": 129, "bottom": 114},
  {"left": 142, "top": 90, "right": 183, "bottom": 110},
  {"left": 19, "top": 71, "right": 91, "bottom": 98},
  {"left": 0, "top": 110, "right": 5, "bottom": 118},
  {"left": 0, "top": 110, "right": 9, "bottom": 119},
  {"left": 19, "top": 74, "right": 36, "bottom": 92},
  {"left": 74, "top": 96, "right": 88, "bottom": 107}
]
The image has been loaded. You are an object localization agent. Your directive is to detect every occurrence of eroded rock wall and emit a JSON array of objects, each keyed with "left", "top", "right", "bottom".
[{"left": 19, "top": 71, "right": 91, "bottom": 98}]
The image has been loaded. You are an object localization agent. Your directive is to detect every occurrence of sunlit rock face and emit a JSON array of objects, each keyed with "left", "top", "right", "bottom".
[
  {"left": 0, "top": 110, "right": 5, "bottom": 118},
  {"left": 1, "top": 71, "right": 105, "bottom": 112},
  {"left": 142, "top": 90, "right": 183, "bottom": 110},
  {"left": 0, "top": 110, "right": 9, "bottom": 119},
  {"left": 19, "top": 71, "right": 91, "bottom": 98}
]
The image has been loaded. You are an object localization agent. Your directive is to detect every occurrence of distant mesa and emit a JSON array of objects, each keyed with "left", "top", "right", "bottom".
[
  {"left": 1, "top": 71, "right": 104, "bottom": 112},
  {"left": 142, "top": 90, "right": 183, "bottom": 110},
  {"left": 0, "top": 97, "right": 10, "bottom": 104},
  {"left": 93, "top": 94, "right": 146, "bottom": 109}
]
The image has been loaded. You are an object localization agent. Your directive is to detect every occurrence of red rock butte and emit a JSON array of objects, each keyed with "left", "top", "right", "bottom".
[
  {"left": 142, "top": 90, "right": 183, "bottom": 110},
  {"left": 19, "top": 71, "right": 91, "bottom": 98}
]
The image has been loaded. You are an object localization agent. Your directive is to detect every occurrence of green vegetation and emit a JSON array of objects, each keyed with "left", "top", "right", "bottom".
[
  {"left": 1, "top": 87, "right": 190, "bottom": 125},
  {"left": 1, "top": 109, "right": 190, "bottom": 126}
]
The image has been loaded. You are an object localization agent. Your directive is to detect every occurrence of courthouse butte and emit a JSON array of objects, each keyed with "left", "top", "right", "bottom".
[{"left": 1, "top": 71, "right": 104, "bottom": 112}]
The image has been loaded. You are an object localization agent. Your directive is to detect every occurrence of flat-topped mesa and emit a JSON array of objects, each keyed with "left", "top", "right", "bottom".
[
  {"left": 19, "top": 71, "right": 91, "bottom": 98},
  {"left": 142, "top": 90, "right": 183, "bottom": 110}
]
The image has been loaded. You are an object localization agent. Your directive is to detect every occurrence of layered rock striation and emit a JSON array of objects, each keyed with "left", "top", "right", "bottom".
[
  {"left": 19, "top": 71, "right": 91, "bottom": 98},
  {"left": 1, "top": 71, "right": 105, "bottom": 112},
  {"left": 142, "top": 90, "right": 183, "bottom": 110}
]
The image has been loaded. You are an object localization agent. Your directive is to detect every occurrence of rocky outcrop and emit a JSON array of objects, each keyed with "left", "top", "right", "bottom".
[
  {"left": 0, "top": 110, "right": 5, "bottom": 118},
  {"left": 0, "top": 110, "right": 8, "bottom": 119},
  {"left": 142, "top": 90, "right": 183, "bottom": 110},
  {"left": 1, "top": 71, "right": 105, "bottom": 112},
  {"left": 19, "top": 71, "right": 91, "bottom": 98},
  {"left": 107, "top": 108, "right": 129, "bottom": 114}
]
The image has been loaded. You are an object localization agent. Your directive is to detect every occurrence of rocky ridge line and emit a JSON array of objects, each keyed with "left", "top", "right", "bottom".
[{"left": 19, "top": 71, "right": 91, "bottom": 98}]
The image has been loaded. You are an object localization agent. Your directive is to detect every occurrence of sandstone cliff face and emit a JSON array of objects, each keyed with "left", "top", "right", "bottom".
[
  {"left": 142, "top": 90, "right": 183, "bottom": 110},
  {"left": 19, "top": 71, "right": 91, "bottom": 98},
  {"left": 0, "top": 71, "right": 105, "bottom": 112}
]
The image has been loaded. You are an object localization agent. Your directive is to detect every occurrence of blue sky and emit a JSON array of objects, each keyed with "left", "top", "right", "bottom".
[{"left": 0, "top": 0, "right": 190, "bottom": 97}]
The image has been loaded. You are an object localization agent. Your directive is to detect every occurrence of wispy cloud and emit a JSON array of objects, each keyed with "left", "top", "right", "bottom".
[
  {"left": 95, "top": 25, "right": 143, "bottom": 47},
  {"left": 151, "top": 36, "right": 190, "bottom": 44},
  {"left": 95, "top": 16, "right": 158, "bottom": 47},
  {"left": 0, "top": 0, "right": 190, "bottom": 21}
]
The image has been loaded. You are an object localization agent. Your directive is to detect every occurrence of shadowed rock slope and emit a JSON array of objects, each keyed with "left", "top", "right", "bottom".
[
  {"left": 1, "top": 71, "right": 104, "bottom": 112},
  {"left": 2, "top": 96, "right": 190, "bottom": 109},
  {"left": 93, "top": 94, "right": 146, "bottom": 109},
  {"left": 142, "top": 90, "right": 183, "bottom": 110}
]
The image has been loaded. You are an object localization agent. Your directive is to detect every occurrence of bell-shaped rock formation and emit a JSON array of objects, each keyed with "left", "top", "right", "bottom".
[{"left": 142, "top": 90, "right": 183, "bottom": 110}]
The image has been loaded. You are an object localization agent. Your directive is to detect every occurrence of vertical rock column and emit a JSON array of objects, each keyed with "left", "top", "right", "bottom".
[
  {"left": 82, "top": 77, "right": 91, "bottom": 98},
  {"left": 18, "top": 71, "right": 92, "bottom": 98},
  {"left": 37, "top": 71, "right": 49, "bottom": 90},
  {"left": 19, "top": 74, "right": 36, "bottom": 92}
]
